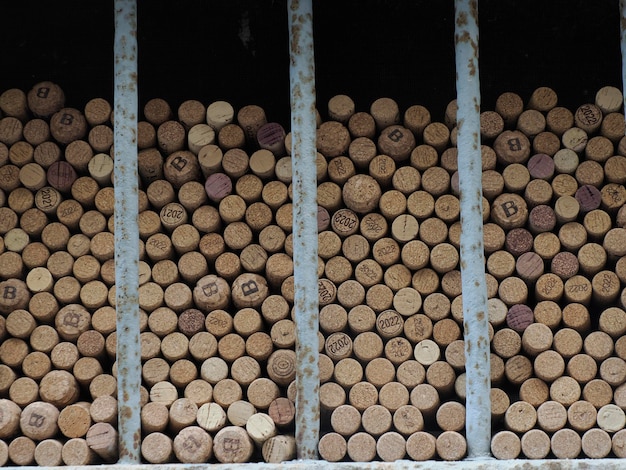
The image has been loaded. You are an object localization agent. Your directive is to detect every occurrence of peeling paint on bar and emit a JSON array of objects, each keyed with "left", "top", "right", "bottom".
[
  {"left": 113, "top": 0, "right": 141, "bottom": 464},
  {"left": 454, "top": 0, "right": 492, "bottom": 460},
  {"left": 287, "top": 0, "right": 320, "bottom": 461}
]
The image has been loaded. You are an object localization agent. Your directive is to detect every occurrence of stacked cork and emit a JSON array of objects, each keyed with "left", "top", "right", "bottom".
[{"left": 1, "top": 79, "right": 626, "bottom": 464}]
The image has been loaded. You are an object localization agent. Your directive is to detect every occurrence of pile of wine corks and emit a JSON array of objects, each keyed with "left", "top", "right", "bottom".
[{"left": 1, "top": 80, "right": 626, "bottom": 464}]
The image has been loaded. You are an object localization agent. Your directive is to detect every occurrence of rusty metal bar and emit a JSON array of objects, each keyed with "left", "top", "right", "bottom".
[
  {"left": 288, "top": 0, "right": 320, "bottom": 460},
  {"left": 621, "top": 0, "right": 626, "bottom": 123},
  {"left": 113, "top": 0, "right": 141, "bottom": 463},
  {"left": 454, "top": 0, "right": 492, "bottom": 460}
]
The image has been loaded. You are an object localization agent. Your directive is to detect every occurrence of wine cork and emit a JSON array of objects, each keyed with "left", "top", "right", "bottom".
[
  {"left": 600, "top": 357, "right": 626, "bottom": 388},
  {"left": 33, "top": 439, "right": 63, "bottom": 467},
  {"left": 8, "top": 436, "right": 36, "bottom": 466},
  {"left": 217, "top": 123, "right": 246, "bottom": 151},
  {"left": 350, "top": 332, "right": 383, "bottom": 364},
  {"left": 491, "top": 430, "right": 521, "bottom": 460},
  {"left": 481, "top": 170, "right": 505, "bottom": 201},
  {"left": 573, "top": 102, "right": 603, "bottom": 134},
  {"left": 8, "top": 187, "right": 34, "bottom": 215},
  {"left": 517, "top": 109, "right": 545, "bottom": 137},
  {"left": 318, "top": 432, "right": 347, "bottom": 462},
  {"left": 605, "top": 155, "right": 626, "bottom": 185},
  {"left": 57, "top": 403, "right": 92, "bottom": 439},
  {"left": 50, "top": 107, "right": 87, "bottom": 144},
  {"left": 9, "top": 376, "right": 38, "bottom": 407},
  {"left": 341, "top": 112, "right": 373, "bottom": 141},
  {"left": 491, "top": 92, "right": 522, "bottom": 129},
  {"left": 84, "top": 422, "right": 118, "bottom": 462},
  {"left": 494, "top": 130, "right": 531, "bottom": 165},
  {"left": 564, "top": 399, "right": 597, "bottom": 434},
  {"left": 574, "top": 162, "right": 602, "bottom": 192},
  {"left": 487, "top": 250, "right": 515, "bottom": 280},
  {"left": 480, "top": 110, "right": 505, "bottom": 141},
  {"left": 584, "top": 212, "right": 612, "bottom": 247},
  {"left": 582, "top": 428, "right": 612, "bottom": 459},
  {"left": 550, "top": 375, "right": 581, "bottom": 408},
  {"left": 319, "top": 381, "right": 347, "bottom": 413},
  {"left": 601, "top": 182, "right": 626, "bottom": 213},
  {"left": 533, "top": 349, "right": 565, "bottom": 382},
  {"left": 553, "top": 328, "right": 582, "bottom": 359},
  {"left": 261, "top": 435, "right": 296, "bottom": 464},
  {"left": 141, "top": 432, "right": 173, "bottom": 464},
  {"left": 533, "top": 131, "right": 561, "bottom": 156},
  {"left": 521, "top": 323, "right": 553, "bottom": 356},
  {"left": 327, "top": 156, "right": 356, "bottom": 185},
  {"left": 553, "top": 149, "right": 579, "bottom": 176},
  {"left": 346, "top": 431, "right": 377, "bottom": 463},
  {"left": 32, "top": 142, "right": 59, "bottom": 170},
  {"left": 502, "top": 163, "right": 531, "bottom": 193},
  {"left": 247, "top": 378, "right": 280, "bottom": 410},
  {"left": 585, "top": 135, "right": 613, "bottom": 164},
  {"left": 562, "top": 302, "right": 591, "bottom": 332},
  {"left": 550, "top": 251, "right": 579, "bottom": 280},
  {"left": 435, "top": 431, "right": 467, "bottom": 461},
  {"left": 143, "top": 98, "right": 172, "bottom": 126},
  {"left": 592, "top": 270, "right": 620, "bottom": 305},
  {"left": 433, "top": 400, "right": 466, "bottom": 434},
  {"left": 505, "top": 355, "right": 533, "bottom": 386},
  {"left": 88, "top": 124, "right": 113, "bottom": 153},
  {"left": 491, "top": 193, "right": 528, "bottom": 230},
  {"left": 137, "top": 121, "right": 160, "bottom": 151},
  {"left": 505, "top": 400, "right": 537, "bottom": 433}
]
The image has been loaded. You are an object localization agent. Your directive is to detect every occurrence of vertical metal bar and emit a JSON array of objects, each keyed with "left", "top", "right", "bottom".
[
  {"left": 621, "top": 0, "right": 626, "bottom": 121},
  {"left": 454, "top": 0, "right": 492, "bottom": 459},
  {"left": 288, "top": 0, "right": 320, "bottom": 460},
  {"left": 113, "top": 0, "right": 141, "bottom": 463}
]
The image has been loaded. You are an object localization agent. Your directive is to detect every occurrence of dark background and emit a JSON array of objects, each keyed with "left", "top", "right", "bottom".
[{"left": 0, "top": 1, "right": 621, "bottom": 127}]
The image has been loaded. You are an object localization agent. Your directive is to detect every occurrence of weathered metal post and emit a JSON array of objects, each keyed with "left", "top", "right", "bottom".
[
  {"left": 455, "top": 0, "right": 492, "bottom": 459},
  {"left": 288, "top": 0, "right": 320, "bottom": 460},
  {"left": 113, "top": 0, "right": 141, "bottom": 463}
]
